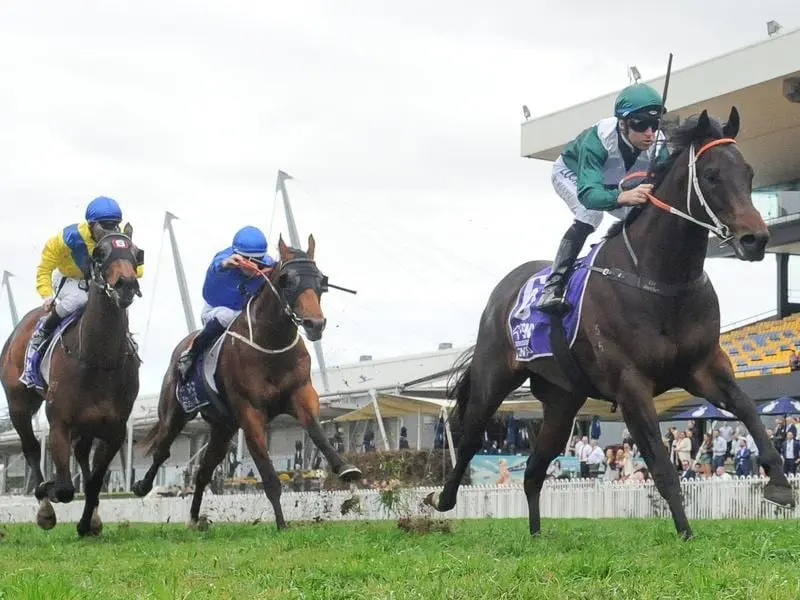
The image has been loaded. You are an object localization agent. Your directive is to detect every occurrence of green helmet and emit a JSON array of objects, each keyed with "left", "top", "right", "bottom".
[{"left": 614, "top": 83, "right": 665, "bottom": 119}]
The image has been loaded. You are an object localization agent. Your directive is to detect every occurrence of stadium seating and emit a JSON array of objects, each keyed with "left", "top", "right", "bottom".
[{"left": 721, "top": 313, "right": 800, "bottom": 376}]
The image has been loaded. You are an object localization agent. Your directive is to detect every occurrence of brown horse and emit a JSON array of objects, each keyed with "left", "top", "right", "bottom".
[
  {"left": 0, "top": 226, "right": 142, "bottom": 536},
  {"left": 425, "top": 108, "right": 796, "bottom": 539},
  {"left": 133, "top": 234, "right": 361, "bottom": 529}
]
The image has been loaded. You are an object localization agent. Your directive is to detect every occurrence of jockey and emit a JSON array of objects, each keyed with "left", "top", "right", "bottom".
[
  {"left": 176, "top": 225, "right": 276, "bottom": 382},
  {"left": 535, "top": 82, "right": 670, "bottom": 315},
  {"left": 26, "top": 196, "right": 142, "bottom": 357}
]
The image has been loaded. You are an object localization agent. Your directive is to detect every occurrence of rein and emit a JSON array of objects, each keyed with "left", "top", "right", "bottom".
[
  {"left": 602, "top": 137, "right": 738, "bottom": 296},
  {"left": 224, "top": 259, "right": 309, "bottom": 356}
]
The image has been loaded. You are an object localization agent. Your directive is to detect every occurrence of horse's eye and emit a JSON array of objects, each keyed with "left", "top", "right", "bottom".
[{"left": 703, "top": 169, "right": 721, "bottom": 184}]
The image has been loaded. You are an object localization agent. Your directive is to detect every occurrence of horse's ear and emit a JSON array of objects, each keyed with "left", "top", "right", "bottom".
[
  {"left": 278, "top": 234, "right": 289, "bottom": 258},
  {"left": 695, "top": 110, "right": 711, "bottom": 140},
  {"left": 123, "top": 223, "right": 133, "bottom": 238},
  {"left": 307, "top": 233, "right": 315, "bottom": 260},
  {"left": 723, "top": 106, "right": 740, "bottom": 139}
]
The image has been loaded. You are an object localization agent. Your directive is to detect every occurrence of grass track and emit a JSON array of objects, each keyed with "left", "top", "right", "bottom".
[{"left": 1, "top": 518, "right": 799, "bottom": 599}]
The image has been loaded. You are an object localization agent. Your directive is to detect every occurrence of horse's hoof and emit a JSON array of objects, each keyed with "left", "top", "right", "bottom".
[
  {"left": 765, "top": 483, "right": 796, "bottom": 508},
  {"left": 187, "top": 515, "right": 210, "bottom": 531},
  {"left": 131, "top": 480, "right": 151, "bottom": 498},
  {"left": 76, "top": 519, "right": 100, "bottom": 537},
  {"left": 89, "top": 509, "right": 103, "bottom": 536},
  {"left": 338, "top": 465, "right": 362, "bottom": 483},
  {"left": 423, "top": 491, "right": 440, "bottom": 510},
  {"left": 36, "top": 499, "right": 57, "bottom": 530}
]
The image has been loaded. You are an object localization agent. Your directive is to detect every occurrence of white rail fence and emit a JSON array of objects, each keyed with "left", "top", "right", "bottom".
[{"left": 1, "top": 475, "right": 798, "bottom": 525}]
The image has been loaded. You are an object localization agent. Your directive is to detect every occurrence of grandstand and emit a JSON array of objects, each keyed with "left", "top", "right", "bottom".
[{"left": 721, "top": 312, "right": 800, "bottom": 377}]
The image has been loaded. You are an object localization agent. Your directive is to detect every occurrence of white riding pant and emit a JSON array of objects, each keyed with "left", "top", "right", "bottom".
[
  {"left": 551, "top": 157, "right": 630, "bottom": 229},
  {"left": 201, "top": 303, "right": 241, "bottom": 328},
  {"left": 52, "top": 271, "right": 88, "bottom": 318}
]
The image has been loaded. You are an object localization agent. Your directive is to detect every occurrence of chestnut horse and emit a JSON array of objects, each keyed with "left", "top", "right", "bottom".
[
  {"left": 0, "top": 226, "right": 142, "bottom": 536},
  {"left": 132, "top": 234, "right": 361, "bottom": 529},
  {"left": 425, "top": 108, "right": 796, "bottom": 539}
]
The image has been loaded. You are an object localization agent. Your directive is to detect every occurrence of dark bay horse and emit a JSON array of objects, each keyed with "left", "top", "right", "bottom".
[
  {"left": 0, "top": 226, "right": 142, "bottom": 536},
  {"left": 132, "top": 234, "right": 361, "bottom": 529},
  {"left": 425, "top": 108, "right": 796, "bottom": 539}
]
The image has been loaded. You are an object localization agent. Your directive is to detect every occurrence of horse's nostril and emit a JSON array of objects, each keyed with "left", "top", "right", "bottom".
[{"left": 739, "top": 234, "right": 756, "bottom": 248}]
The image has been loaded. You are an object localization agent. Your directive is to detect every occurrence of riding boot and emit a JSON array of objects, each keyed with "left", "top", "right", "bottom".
[
  {"left": 29, "top": 310, "right": 64, "bottom": 355},
  {"left": 536, "top": 221, "right": 595, "bottom": 315},
  {"left": 177, "top": 318, "right": 226, "bottom": 382}
]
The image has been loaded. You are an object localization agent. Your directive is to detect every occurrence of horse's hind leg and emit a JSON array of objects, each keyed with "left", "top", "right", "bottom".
[
  {"left": 132, "top": 383, "right": 191, "bottom": 497},
  {"left": 618, "top": 377, "right": 692, "bottom": 540},
  {"left": 523, "top": 379, "right": 584, "bottom": 535},
  {"left": 188, "top": 423, "right": 236, "bottom": 530},
  {"left": 77, "top": 437, "right": 121, "bottom": 537},
  {"left": 238, "top": 403, "right": 287, "bottom": 529},
  {"left": 427, "top": 358, "right": 526, "bottom": 513},
  {"left": 688, "top": 347, "right": 794, "bottom": 508},
  {"left": 8, "top": 394, "right": 45, "bottom": 494},
  {"left": 290, "top": 383, "right": 361, "bottom": 482}
]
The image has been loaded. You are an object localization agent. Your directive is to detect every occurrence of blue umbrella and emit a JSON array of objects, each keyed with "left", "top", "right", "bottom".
[
  {"left": 758, "top": 396, "right": 800, "bottom": 415},
  {"left": 672, "top": 399, "right": 737, "bottom": 421}
]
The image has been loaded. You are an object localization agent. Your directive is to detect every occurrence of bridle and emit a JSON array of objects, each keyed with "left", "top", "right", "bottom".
[
  {"left": 639, "top": 137, "right": 738, "bottom": 243},
  {"left": 87, "top": 233, "right": 142, "bottom": 302},
  {"left": 226, "top": 257, "right": 328, "bottom": 355}
]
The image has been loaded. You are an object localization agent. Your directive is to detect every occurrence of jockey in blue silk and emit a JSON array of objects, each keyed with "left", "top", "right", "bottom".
[
  {"left": 535, "top": 82, "right": 670, "bottom": 315},
  {"left": 177, "top": 225, "right": 276, "bottom": 382},
  {"left": 25, "top": 196, "right": 143, "bottom": 358}
]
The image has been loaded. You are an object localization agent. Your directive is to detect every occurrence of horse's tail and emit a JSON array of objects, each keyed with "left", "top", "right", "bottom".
[
  {"left": 138, "top": 423, "right": 161, "bottom": 457},
  {"left": 446, "top": 345, "right": 475, "bottom": 424}
]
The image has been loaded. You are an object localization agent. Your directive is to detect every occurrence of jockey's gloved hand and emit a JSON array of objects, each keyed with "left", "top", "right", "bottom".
[{"left": 619, "top": 175, "right": 651, "bottom": 192}]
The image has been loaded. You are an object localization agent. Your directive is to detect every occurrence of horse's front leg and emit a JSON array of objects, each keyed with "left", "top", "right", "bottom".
[
  {"left": 291, "top": 383, "right": 361, "bottom": 482},
  {"left": 687, "top": 346, "right": 795, "bottom": 508},
  {"left": 617, "top": 375, "right": 693, "bottom": 540},
  {"left": 35, "top": 421, "right": 74, "bottom": 504}
]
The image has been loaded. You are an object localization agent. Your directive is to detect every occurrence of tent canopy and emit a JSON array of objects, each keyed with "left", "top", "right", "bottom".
[{"left": 331, "top": 388, "right": 693, "bottom": 423}]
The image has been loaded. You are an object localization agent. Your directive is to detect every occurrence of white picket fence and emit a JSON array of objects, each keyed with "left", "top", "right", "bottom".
[{"left": 0, "top": 475, "right": 798, "bottom": 525}]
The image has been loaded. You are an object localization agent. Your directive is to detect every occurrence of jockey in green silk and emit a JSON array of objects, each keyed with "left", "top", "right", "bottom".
[{"left": 536, "top": 83, "right": 670, "bottom": 315}]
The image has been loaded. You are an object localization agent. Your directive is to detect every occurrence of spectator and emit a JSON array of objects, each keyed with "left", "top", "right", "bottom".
[
  {"left": 714, "top": 466, "right": 732, "bottom": 480},
  {"left": 680, "top": 460, "right": 696, "bottom": 480},
  {"left": 781, "top": 430, "right": 800, "bottom": 475},
  {"left": 675, "top": 431, "right": 692, "bottom": 468},
  {"left": 734, "top": 439, "right": 752, "bottom": 476},
  {"left": 790, "top": 350, "right": 800, "bottom": 371},
  {"left": 712, "top": 429, "right": 727, "bottom": 471},
  {"left": 587, "top": 440, "right": 605, "bottom": 478},
  {"left": 698, "top": 433, "right": 713, "bottom": 477}
]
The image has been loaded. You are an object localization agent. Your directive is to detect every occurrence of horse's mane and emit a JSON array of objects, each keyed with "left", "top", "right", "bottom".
[{"left": 605, "top": 112, "right": 728, "bottom": 241}]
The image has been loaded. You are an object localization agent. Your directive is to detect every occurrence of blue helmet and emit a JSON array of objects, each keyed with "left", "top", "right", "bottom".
[
  {"left": 85, "top": 196, "right": 122, "bottom": 223},
  {"left": 232, "top": 226, "right": 268, "bottom": 258}
]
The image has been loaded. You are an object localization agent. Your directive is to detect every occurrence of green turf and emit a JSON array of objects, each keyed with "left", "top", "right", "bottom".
[{"left": 1, "top": 518, "right": 799, "bottom": 599}]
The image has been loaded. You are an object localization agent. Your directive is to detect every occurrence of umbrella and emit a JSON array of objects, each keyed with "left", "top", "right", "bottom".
[
  {"left": 758, "top": 396, "right": 800, "bottom": 415},
  {"left": 672, "top": 399, "right": 737, "bottom": 421}
]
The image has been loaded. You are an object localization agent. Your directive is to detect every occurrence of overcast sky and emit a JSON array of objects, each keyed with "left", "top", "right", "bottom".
[{"left": 2, "top": 0, "right": 800, "bottom": 398}]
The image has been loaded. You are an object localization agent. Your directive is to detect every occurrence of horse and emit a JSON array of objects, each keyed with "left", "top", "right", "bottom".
[
  {"left": 132, "top": 234, "right": 362, "bottom": 529},
  {"left": 424, "top": 107, "right": 797, "bottom": 539},
  {"left": 0, "top": 225, "right": 143, "bottom": 536}
]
